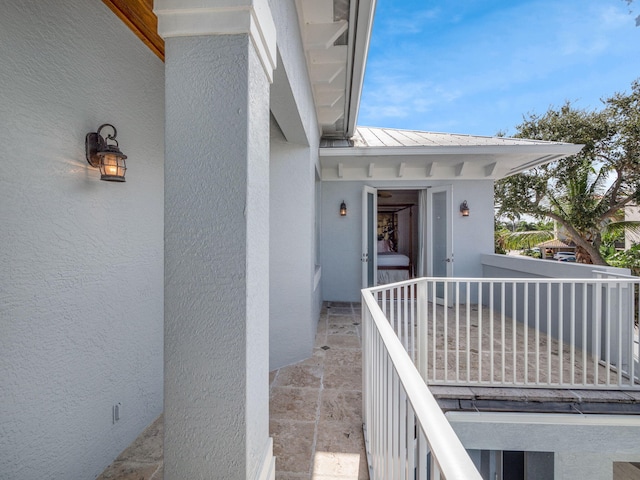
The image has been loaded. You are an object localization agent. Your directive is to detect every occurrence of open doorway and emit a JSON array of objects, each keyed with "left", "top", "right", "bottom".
[
  {"left": 362, "top": 185, "right": 453, "bottom": 290},
  {"left": 376, "top": 189, "right": 419, "bottom": 285}
]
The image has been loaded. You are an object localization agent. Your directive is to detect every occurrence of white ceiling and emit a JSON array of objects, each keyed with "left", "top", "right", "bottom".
[{"left": 295, "top": 0, "right": 375, "bottom": 139}]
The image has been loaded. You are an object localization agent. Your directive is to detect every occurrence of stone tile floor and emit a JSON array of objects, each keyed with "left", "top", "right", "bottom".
[
  {"left": 97, "top": 302, "right": 368, "bottom": 480},
  {"left": 270, "top": 301, "right": 368, "bottom": 479}
]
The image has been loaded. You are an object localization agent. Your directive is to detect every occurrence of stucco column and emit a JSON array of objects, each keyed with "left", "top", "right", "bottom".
[{"left": 155, "top": 1, "right": 276, "bottom": 478}]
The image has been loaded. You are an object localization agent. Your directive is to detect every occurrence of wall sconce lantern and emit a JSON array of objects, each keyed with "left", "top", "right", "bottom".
[
  {"left": 460, "top": 200, "right": 470, "bottom": 217},
  {"left": 340, "top": 201, "right": 347, "bottom": 217},
  {"left": 86, "top": 124, "right": 127, "bottom": 182}
]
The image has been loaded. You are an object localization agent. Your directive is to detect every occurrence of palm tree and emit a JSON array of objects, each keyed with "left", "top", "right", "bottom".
[{"left": 545, "top": 161, "right": 640, "bottom": 264}]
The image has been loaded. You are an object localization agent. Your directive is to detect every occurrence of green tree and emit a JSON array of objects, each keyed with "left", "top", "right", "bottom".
[
  {"left": 494, "top": 219, "right": 554, "bottom": 254},
  {"left": 495, "top": 79, "right": 640, "bottom": 265},
  {"left": 623, "top": 0, "right": 640, "bottom": 26}
]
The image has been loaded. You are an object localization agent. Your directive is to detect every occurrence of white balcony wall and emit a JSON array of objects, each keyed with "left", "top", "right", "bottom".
[
  {"left": 268, "top": 0, "right": 322, "bottom": 369},
  {"left": 448, "top": 412, "right": 640, "bottom": 480},
  {"left": 321, "top": 180, "right": 494, "bottom": 302},
  {"left": 482, "top": 255, "right": 632, "bottom": 363},
  {"left": 482, "top": 253, "right": 630, "bottom": 279},
  {"left": 0, "top": 2, "right": 164, "bottom": 479}
]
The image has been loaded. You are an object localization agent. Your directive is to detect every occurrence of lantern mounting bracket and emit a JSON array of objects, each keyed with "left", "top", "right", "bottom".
[
  {"left": 86, "top": 124, "right": 119, "bottom": 168},
  {"left": 85, "top": 123, "right": 127, "bottom": 182}
]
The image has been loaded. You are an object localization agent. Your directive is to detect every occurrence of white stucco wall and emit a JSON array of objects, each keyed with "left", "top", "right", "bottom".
[
  {"left": 448, "top": 412, "right": 640, "bottom": 480},
  {"left": 163, "top": 32, "right": 272, "bottom": 479},
  {"left": 270, "top": 121, "right": 320, "bottom": 368},
  {"left": 268, "top": 0, "right": 323, "bottom": 369},
  {"left": 321, "top": 180, "right": 494, "bottom": 302},
  {"left": 0, "top": 2, "right": 164, "bottom": 479}
]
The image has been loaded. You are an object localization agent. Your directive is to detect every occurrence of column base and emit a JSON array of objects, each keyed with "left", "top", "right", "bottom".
[{"left": 255, "top": 437, "right": 275, "bottom": 480}]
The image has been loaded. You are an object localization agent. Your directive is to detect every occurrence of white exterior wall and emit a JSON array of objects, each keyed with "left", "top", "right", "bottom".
[
  {"left": 162, "top": 30, "right": 272, "bottom": 478},
  {"left": 268, "top": 0, "right": 323, "bottom": 369},
  {"left": 448, "top": 412, "right": 640, "bottom": 480},
  {"left": 0, "top": 2, "right": 164, "bottom": 479},
  {"left": 270, "top": 122, "right": 321, "bottom": 368},
  {"left": 321, "top": 180, "right": 494, "bottom": 302}
]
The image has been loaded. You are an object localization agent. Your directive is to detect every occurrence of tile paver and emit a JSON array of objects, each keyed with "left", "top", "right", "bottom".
[{"left": 97, "top": 302, "right": 369, "bottom": 480}]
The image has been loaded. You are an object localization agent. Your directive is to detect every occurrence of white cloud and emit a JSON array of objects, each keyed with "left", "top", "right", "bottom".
[{"left": 378, "top": 8, "right": 441, "bottom": 35}]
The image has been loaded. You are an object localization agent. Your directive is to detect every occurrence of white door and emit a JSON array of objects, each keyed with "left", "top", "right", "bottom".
[
  {"left": 362, "top": 186, "right": 377, "bottom": 288},
  {"left": 426, "top": 186, "right": 453, "bottom": 303}
]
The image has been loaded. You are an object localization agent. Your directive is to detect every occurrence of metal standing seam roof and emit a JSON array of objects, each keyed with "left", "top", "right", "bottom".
[
  {"left": 320, "top": 126, "right": 573, "bottom": 148},
  {"left": 318, "top": 126, "right": 584, "bottom": 180}
]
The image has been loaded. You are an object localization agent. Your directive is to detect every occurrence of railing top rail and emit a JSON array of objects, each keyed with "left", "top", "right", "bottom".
[
  {"left": 362, "top": 289, "right": 483, "bottom": 480},
  {"left": 592, "top": 270, "right": 640, "bottom": 280},
  {"left": 365, "top": 276, "right": 640, "bottom": 294},
  {"left": 366, "top": 278, "right": 419, "bottom": 292}
]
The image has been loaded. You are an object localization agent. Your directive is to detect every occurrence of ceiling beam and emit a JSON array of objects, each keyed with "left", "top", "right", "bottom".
[
  {"left": 426, "top": 162, "right": 434, "bottom": 177},
  {"left": 484, "top": 162, "right": 497, "bottom": 177},
  {"left": 102, "top": 0, "right": 164, "bottom": 61},
  {"left": 304, "top": 21, "right": 348, "bottom": 49}
]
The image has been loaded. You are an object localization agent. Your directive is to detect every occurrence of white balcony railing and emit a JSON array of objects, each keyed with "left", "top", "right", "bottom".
[
  {"left": 361, "top": 287, "right": 483, "bottom": 480},
  {"left": 368, "top": 277, "right": 640, "bottom": 390}
]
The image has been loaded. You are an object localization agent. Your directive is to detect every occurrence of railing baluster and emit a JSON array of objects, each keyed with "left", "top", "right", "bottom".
[
  {"left": 433, "top": 458, "right": 442, "bottom": 480},
  {"left": 403, "top": 284, "right": 409, "bottom": 352},
  {"left": 382, "top": 289, "right": 387, "bottom": 318},
  {"left": 466, "top": 281, "right": 471, "bottom": 384},
  {"left": 618, "top": 282, "right": 623, "bottom": 388},
  {"left": 489, "top": 281, "right": 494, "bottom": 384},
  {"left": 410, "top": 284, "right": 416, "bottom": 363},
  {"left": 547, "top": 283, "right": 552, "bottom": 384},
  {"left": 392, "top": 369, "right": 399, "bottom": 479},
  {"left": 418, "top": 280, "right": 427, "bottom": 381},
  {"left": 629, "top": 283, "right": 638, "bottom": 386},
  {"left": 512, "top": 282, "right": 517, "bottom": 384},
  {"left": 501, "top": 281, "right": 506, "bottom": 384},
  {"left": 606, "top": 282, "right": 612, "bottom": 386},
  {"left": 478, "top": 282, "right": 483, "bottom": 383},
  {"left": 399, "top": 383, "right": 407, "bottom": 480},
  {"left": 524, "top": 281, "right": 529, "bottom": 384},
  {"left": 582, "top": 284, "right": 588, "bottom": 386},
  {"left": 444, "top": 279, "right": 449, "bottom": 383},
  {"left": 432, "top": 280, "right": 437, "bottom": 382},
  {"left": 570, "top": 282, "right": 576, "bottom": 385},
  {"left": 455, "top": 281, "right": 460, "bottom": 383},
  {"left": 558, "top": 282, "right": 564, "bottom": 385},
  {"left": 396, "top": 286, "right": 401, "bottom": 341},
  {"left": 390, "top": 287, "right": 396, "bottom": 334},
  {"left": 535, "top": 282, "right": 540, "bottom": 385},
  {"left": 385, "top": 354, "right": 392, "bottom": 480},
  {"left": 417, "top": 430, "right": 427, "bottom": 480},
  {"left": 407, "top": 405, "right": 415, "bottom": 480}
]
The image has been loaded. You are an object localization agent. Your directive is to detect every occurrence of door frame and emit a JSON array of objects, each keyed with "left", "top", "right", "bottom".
[
  {"left": 362, "top": 186, "right": 377, "bottom": 288},
  {"left": 426, "top": 185, "right": 453, "bottom": 304}
]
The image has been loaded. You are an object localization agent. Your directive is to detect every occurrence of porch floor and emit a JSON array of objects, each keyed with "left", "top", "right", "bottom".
[
  {"left": 387, "top": 300, "right": 640, "bottom": 413},
  {"left": 96, "top": 302, "right": 369, "bottom": 480}
]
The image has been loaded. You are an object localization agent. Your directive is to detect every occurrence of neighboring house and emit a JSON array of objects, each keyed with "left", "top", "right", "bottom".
[
  {"left": 1, "top": 2, "right": 638, "bottom": 480},
  {"left": 626, "top": 204, "right": 640, "bottom": 250}
]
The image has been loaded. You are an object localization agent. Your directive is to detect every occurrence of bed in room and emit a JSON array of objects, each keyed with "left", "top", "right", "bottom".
[{"left": 377, "top": 240, "right": 412, "bottom": 285}]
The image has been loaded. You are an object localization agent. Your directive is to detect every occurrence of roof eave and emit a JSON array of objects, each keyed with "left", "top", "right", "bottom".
[
  {"left": 320, "top": 143, "right": 584, "bottom": 158},
  {"left": 343, "top": 0, "right": 377, "bottom": 138}
]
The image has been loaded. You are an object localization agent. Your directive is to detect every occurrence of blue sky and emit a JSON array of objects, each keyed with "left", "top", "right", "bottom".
[{"left": 358, "top": 0, "right": 640, "bottom": 137}]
